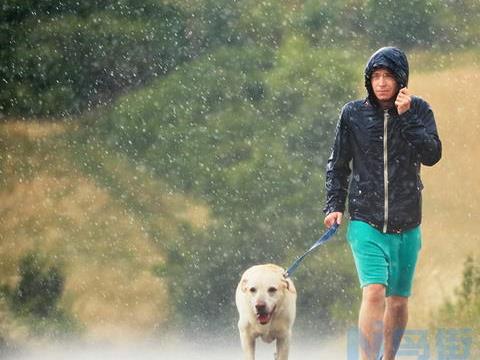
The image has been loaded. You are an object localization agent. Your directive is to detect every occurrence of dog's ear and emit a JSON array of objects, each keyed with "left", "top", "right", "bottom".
[
  {"left": 282, "top": 278, "right": 296, "bottom": 294},
  {"left": 241, "top": 278, "right": 248, "bottom": 293}
]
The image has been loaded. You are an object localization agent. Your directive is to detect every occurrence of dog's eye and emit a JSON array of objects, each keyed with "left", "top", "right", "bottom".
[
  {"left": 268, "top": 287, "right": 277, "bottom": 293},
  {"left": 249, "top": 287, "right": 257, "bottom": 293}
]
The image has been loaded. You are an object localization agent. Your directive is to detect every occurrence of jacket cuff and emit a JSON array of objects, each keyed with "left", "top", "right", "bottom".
[{"left": 323, "top": 204, "right": 345, "bottom": 215}]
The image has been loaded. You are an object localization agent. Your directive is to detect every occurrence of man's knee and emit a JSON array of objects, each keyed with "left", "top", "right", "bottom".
[
  {"left": 362, "top": 284, "right": 386, "bottom": 305},
  {"left": 387, "top": 296, "right": 408, "bottom": 313}
]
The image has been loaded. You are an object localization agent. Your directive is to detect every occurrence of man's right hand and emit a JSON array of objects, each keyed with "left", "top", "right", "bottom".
[{"left": 324, "top": 212, "right": 343, "bottom": 228}]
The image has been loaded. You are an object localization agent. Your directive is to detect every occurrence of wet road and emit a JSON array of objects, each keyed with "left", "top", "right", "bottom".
[{"left": 5, "top": 334, "right": 347, "bottom": 360}]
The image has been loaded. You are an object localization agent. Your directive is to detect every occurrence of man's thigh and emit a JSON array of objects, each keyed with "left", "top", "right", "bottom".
[
  {"left": 347, "top": 220, "right": 389, "bottom": 288},
  {"left": 387, "top": 226, "right": 422, "bottom": 297}
]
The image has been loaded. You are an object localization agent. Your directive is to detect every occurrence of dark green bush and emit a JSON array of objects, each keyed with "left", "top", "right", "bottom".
[{"left": 11, "top": 252, "right": 64, "bottom": 317}]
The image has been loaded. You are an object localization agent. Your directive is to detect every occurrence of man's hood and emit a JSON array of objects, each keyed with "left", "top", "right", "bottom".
[{"left": 364, "top": 47, "right": 409, "bottom": 107}]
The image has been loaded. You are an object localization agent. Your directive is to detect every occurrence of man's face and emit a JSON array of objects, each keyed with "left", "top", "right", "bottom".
[{"left": 371, "top": 68, "right": 398, "bottom": 102}]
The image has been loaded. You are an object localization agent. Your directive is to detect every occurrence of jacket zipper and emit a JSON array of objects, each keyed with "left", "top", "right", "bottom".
[{"left": 383, "top": 109, "right": 389, "bottom": 233}]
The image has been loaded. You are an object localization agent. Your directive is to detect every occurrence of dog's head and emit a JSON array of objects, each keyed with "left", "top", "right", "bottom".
[{"left": 240, "top": 264, "right": 296, "bottom": 325}]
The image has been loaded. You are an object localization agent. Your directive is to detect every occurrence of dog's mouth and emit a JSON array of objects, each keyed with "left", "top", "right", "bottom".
[{"left": 256, "top": 305, "right": 276, "bottom": 325}]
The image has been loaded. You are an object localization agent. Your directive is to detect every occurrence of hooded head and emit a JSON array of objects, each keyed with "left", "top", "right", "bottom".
[{"left": 364, "top": 47, "right": 409, "bottom": 107}]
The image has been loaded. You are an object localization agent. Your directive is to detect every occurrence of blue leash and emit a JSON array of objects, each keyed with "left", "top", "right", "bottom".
[{"left": 284, "top": 222, "right": 340, "bottom": 278}]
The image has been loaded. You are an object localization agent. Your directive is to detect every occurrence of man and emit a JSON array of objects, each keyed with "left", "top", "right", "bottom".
[{"left": 323, "top": 47, "right": 442, "bottom": 360}]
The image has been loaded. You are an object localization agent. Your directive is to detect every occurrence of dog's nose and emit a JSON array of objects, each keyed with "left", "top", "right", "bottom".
[{"left": 255, "top": 303, "right": 267, "bottom": 312}]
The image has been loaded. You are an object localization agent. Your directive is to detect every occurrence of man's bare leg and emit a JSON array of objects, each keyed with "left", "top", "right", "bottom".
[
  {"left": 359, "top": 284, "right": 386, "bottom": 360},
  {"left": 383, "top": 296, "right": 408, "bottom": 360}
]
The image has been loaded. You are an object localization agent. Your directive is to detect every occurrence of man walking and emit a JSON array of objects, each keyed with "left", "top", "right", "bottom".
[{"left": 323, "top": 47, "right": 442, "bottom": 359}]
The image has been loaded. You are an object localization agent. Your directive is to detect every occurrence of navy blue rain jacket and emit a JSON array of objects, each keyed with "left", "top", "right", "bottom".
[{"left": 323, "top": 47, "right": 442, "bottom": 233}]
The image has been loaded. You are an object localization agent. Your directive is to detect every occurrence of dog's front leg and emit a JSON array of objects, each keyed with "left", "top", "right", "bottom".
[
  {"left": 239, "top": 328, "right": 256, "bottom": 360},
  {"left": 275, "top": 335, "right": 290, "bottom": 360}
]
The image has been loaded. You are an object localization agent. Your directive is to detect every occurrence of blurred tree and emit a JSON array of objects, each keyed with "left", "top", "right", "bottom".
[
  {"left": 2, "top": 0, "right": 479, "bottom": 116},
  {"left": 364, "top": 0, "right": 441, "bottom": 48},
  {"left": 437, "top": 0, "right": 480, "bottom": 46},
  {"left": 0, "top": 252, "right": 81, "bottom": 337},
  {"left": 297, "top": 0, "right": 367, "bottom": 47},
  {"left": 0, "top": 1, "right": 189, "bottom": 116},
  {"left": 0, "top": 0, "right": 296, "bottom": 117},
  {"left": 436, "top": 255, "right": 480, "bottom": 348}
]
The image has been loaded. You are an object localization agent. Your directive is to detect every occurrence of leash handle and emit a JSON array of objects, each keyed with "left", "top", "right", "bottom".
[{"left": 284, "top": 222, "right": 340, "bottom": 278}]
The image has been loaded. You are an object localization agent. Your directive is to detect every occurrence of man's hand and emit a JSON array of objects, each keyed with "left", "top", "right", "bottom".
[
  {"left": 324, "top": 212, "right": 342, "bottom": 228},
  {"left": 395, "top": 87, "right": 411, "bottom": 115}
]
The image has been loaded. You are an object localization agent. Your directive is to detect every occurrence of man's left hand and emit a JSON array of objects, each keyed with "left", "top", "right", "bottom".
[{"left": 395, "top": 87, "right": 411, "bottom": 115}]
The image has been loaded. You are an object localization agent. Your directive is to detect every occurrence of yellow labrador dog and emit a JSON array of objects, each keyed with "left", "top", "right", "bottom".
[{"left": 235, "top": 264, "right": 297, "bottom": 360}]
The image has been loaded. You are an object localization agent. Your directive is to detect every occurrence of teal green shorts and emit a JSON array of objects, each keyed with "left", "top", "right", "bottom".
[{"left": 347, "top": 220, "right": 422, "bottom": 297}]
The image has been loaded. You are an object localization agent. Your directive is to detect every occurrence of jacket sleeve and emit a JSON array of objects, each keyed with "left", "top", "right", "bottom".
[
  {"left": 398, "top": 98, "right": 442, "bottom": 166},
  {"left": 323, "top": 105, "right": 352, "bottom": 215}
]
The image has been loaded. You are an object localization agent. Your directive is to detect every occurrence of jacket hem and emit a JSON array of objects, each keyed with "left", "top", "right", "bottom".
[{"left": 349, "top": 215, "right": 421, "bottom": 234}]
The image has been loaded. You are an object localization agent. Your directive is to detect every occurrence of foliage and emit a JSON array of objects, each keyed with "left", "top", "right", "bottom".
[
  {"left": 0, "top": 1, "right": 189, "bottom": 116},
  {"left": 181, "top": 0, "right": 292, "bottom": 49},
  {"left": 1, "top": 1, "right": 480, "bottom": 116},
  {"left": 0, "top": 252, "right": 80, "bottom": 337},
  {"left": 364, "top": 0, "right": 442, "bottom": 48},
  {"left": 437, "top": 0, "right": 480, "bottom": 47},
  {"left": 295, "top": 0, "right": 368, "bottom": 47},
  {"left": 0, "top": 0, "right": 296, "bottom": 117},
  {"left": 295, "top": 0, "right": 480, "bottom": 49},
  {"left": 437, "top": 256, "right": 480, "bottom": 328},
  {"left": 10, "top": 252, "right": 64, "bottom": 317},
  {"left": 434, "top": 255, "right": 480, "bottom": 355}
]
